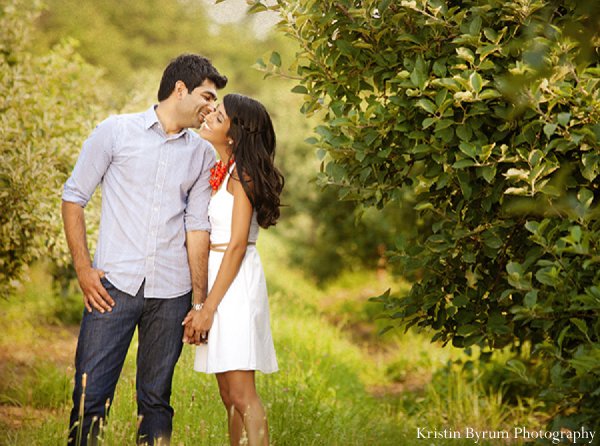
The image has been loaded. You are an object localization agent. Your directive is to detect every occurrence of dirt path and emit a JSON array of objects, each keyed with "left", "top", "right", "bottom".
[{"left": 319, "top": 283, "right": 433, "bottom": 397}]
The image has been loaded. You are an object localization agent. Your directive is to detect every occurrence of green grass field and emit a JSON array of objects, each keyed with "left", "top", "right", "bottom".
[{"left": 0, "top": 231, "right": 544, "bottom": 445}]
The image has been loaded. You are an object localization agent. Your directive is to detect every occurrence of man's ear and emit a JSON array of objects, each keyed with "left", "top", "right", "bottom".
[{"left": 175, "top": 80, "right": 188, "bottom": 99}]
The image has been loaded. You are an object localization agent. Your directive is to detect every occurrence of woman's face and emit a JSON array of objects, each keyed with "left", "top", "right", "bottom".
[{"left": 199, "top": 103, "right": 231, "bottom": 147}]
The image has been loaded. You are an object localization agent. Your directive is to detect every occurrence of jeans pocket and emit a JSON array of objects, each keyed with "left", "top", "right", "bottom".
[{"left": 100, "top": 276, "right": 114, "bottom": 290}]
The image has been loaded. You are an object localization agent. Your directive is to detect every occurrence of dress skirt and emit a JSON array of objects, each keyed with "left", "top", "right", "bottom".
[{"left": 194, "top": 246, "right": 278, "bottom": 374}]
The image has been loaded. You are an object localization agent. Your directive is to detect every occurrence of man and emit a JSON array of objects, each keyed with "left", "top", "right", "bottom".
[{"left": 62, "top": 54, "right": 227, "bottom": 445}]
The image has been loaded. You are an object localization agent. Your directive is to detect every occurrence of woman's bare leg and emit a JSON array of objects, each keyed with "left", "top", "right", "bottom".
[
  {"left": 216, "top": 373, "right": 244, "bottom": 445},
  {"left": 221, "top": 371, "right": 269, "bottom": 446}
]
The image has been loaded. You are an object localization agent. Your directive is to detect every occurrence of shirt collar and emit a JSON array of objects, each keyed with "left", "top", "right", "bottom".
[
  {"left": 144, "top": 105, "right": 190, "bottom": 140},
  {"left": 144, "top": 105, "right": 161, "bottom": 130}
]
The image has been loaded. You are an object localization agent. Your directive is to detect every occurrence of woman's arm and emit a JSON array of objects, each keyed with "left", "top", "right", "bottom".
[{"left": 182, "top": 168, "right": 253, "bottom": 337}]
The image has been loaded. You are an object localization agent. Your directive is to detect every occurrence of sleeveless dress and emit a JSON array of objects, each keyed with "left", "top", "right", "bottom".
[{"left": 193, "top": 166, "right": 278, "bottom": 374}]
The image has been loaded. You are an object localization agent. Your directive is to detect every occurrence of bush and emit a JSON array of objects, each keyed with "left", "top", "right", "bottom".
[
  {"left": 0, "top": 0, "right": 108, "bottom": 298},
  {"left": 254, "top": 0, "right": 600, "bottom": 428}
]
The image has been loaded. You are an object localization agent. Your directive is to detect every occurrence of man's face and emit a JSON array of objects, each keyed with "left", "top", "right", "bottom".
[{"left": 180, "top": 78, "right": 218, "bottom": 129}]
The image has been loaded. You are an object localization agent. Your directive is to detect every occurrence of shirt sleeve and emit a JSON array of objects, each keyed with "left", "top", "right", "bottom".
[
  {"left": 184, "top": 142, "right": 216, "bottom": 232},
  {"left": 62, "top": 115, "right": 117, "bottom": 207}
]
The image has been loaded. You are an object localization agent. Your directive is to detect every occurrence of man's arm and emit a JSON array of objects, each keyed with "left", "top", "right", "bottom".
[
  {"left": 182, "top": 230, "right": 210, "bottom": 344},
  {"left": 62, "top": 201, "right": 114, "bottom": 313},
  {"left": 61, "top": 116, "right": 116, "bottom": 313}
]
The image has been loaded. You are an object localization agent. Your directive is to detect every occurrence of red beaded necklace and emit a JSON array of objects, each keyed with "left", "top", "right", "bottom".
[{"left": 209, "top": 158, "right": 234, "bottom": 191}]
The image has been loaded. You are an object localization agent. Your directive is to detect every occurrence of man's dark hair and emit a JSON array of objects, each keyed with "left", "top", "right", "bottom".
[{"left": 157, "top": 54, "right": 228, "bottom": 101}]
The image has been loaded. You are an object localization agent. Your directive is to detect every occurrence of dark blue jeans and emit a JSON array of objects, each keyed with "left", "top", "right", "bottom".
[{"left": 68, "top": 278, "right": 191, "bottom": 445}]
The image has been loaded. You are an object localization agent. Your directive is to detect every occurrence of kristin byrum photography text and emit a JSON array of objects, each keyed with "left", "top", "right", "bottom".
[{"left": 416, "top": 426, "right": 596, "bottom": 444}]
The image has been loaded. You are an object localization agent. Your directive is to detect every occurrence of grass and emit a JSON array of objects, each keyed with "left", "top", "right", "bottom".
[{"left": 0, "top": 231, "right": 546, "bottom": 445}]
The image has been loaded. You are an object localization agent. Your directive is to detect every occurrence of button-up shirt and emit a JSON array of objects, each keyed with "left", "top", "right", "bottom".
[{"left": 62, "top": 106, "right": 215, "bottom": 298}]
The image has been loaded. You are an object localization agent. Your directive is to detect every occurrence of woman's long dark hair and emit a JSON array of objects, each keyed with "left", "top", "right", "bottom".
[{"left": 224, "top": 93, "right": 284, "bottom": 228}]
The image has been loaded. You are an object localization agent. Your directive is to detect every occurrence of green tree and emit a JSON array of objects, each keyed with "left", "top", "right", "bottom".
[
  {"left": 253, "top": 0, "right": 600, "bottom": 428},
  {"left": 0, "top": 0, "right": 108, "bottom": 298},
  {"left": 36, "top": 0, "right": 211, "bottom": 87}
]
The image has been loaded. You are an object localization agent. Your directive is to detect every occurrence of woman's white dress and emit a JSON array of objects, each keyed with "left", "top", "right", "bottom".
[{"left": 194, "top": 167, "right": 278, "bottom": 374}]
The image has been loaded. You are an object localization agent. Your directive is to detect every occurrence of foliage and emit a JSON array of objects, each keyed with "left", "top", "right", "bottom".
[
  {"left": 284, "top": 187, "right": 417, "bottom": 283},
  {"left": 0, "top": 0, "right": 108, "bottom": 298},
  {"left": 36, "top": 0, "right": 290, "bottom": 98},
  {"left": 252, "top": 0, "right": 600, "bottom": 428},
  {"left": 35, "top": 0, "right": 212, "bottom": 87}
]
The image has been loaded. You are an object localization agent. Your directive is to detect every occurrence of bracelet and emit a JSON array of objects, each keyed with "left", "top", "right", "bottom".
[{"left": 192, "top": 303, "right": 204, "bottom": 311}]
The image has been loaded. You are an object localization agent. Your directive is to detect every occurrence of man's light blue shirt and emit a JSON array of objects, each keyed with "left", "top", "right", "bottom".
[{"left": 62, "top": 106, "right": 216, "bottom": 298}]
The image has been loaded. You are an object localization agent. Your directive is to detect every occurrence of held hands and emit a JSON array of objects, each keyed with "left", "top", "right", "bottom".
[
  {"left": 76, "top": 267, "right": 114, "bottom": 313},
  {"left": 182, "top": 306, "right": 215, "bottom": 345}
]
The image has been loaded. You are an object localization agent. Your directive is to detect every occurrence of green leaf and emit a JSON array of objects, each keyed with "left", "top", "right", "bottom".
[
  {"left": 469, "top": 16, "right": 482, "bottom": 35},
  {"left": 453, "top": 159, "right": 476, "bottom": 169},
  {"left": 504, "top": 187, "right": 529, "bottom": 196},
  {"left": 557, "top": 112, "right": 571, "bottom": 126},
  {"left": 432, "top": 59, "right": 447, "bottom": 77},
  {"left": 247, "top": 2, "right": 268, "bottom": 13},
  {"left": 557, "top": 325, "right": 570, "bottom": 348},
  {"left": 483, "top": 27, "right": 498, "bottom": 41},
  {"left": 543, "top": 123, "right": 557, "bottom": 139},
  {"left": 291, "top": 85, "right": 308, "bottom": 94},
  {"left": 482, "top": 232, "right": 502, "bottom": 249},
  {"left": 457, "top": 172, "right": 472, "bottom": 199},
  {"left": 479, "top": 89, "right": 502, "bottom": 99},
  {"left": 504, "top": 168, "right": 529, "bottom": 181},
  {"left": 336, "top": 40, "right": 354, "bottom": 56},
  {"left": 479, "top": 165, "right": 496, "bottom": 183},
  {"left": 570, "top": 225, "right": 582, "bottom": 243},
  {"left": 458, "top": 142, "right": 477, "bottom": 159},
  {"left": 581, "top": 152, "right": 599, "bottom": 181},
  {"left": 457, "top": 324, "right": 478, "bottom": 336},
  {"left": 507, "top": 262, "right": 532, "bottom": 290},
  {"left": 422, "top": 117, "right": 437, "bottom": 129},
  {"left": 524, "top": 290, "right": 538, "bottom": 308},
  {"left": 414, "top": 202, "right": 434, "bottom": 211},
  {"left": 506, "top": 359, "right": 526, "bottom": 375},
  {"left": 452, "top": 294, "right": 469, "bottom": 307},
  {"left": 535, "top": 267, "right": 558, "bottom": 287},
  {"left": 463, "top": 334, "right": 484, "bottom": 347},
  {"left": 269, "top": 51, "right": 282, "bottom": 67},
  {"left": 410, "top": 59, "right": 427, "bottom": 89},
  {"left": 456, "top": 47, "right": 475, "bottom": 64},
  {"left": 456, "top": 125, "right": 473, "bottom": 141},
  {"left": 416, "top": 98, "right": 437, "bottom": 114},
  {"left": 527, "top": 150, "right": 542, "bottom": 166},
  {"left": 525, "top": 220, "right": 539, "bottom": 234},
  {"left": 477, "top": 44, "right": 500, "bottom": 60},
  {"left": 469, "top": 71, "right": 483, "bottom": 93},
  {"left": 435, "top": 119, "right": 454, "bottom": 132},
  {"left": 577, "top": 188, "right": 594, "bottom": 210},
  {"left": 570, "top": 318, "right": 588, "bottom": 337}
]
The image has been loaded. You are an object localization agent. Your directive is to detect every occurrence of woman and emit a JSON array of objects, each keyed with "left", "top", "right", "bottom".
[{"left": 182, "top": 93, "right": 284, "bottom": 446}]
